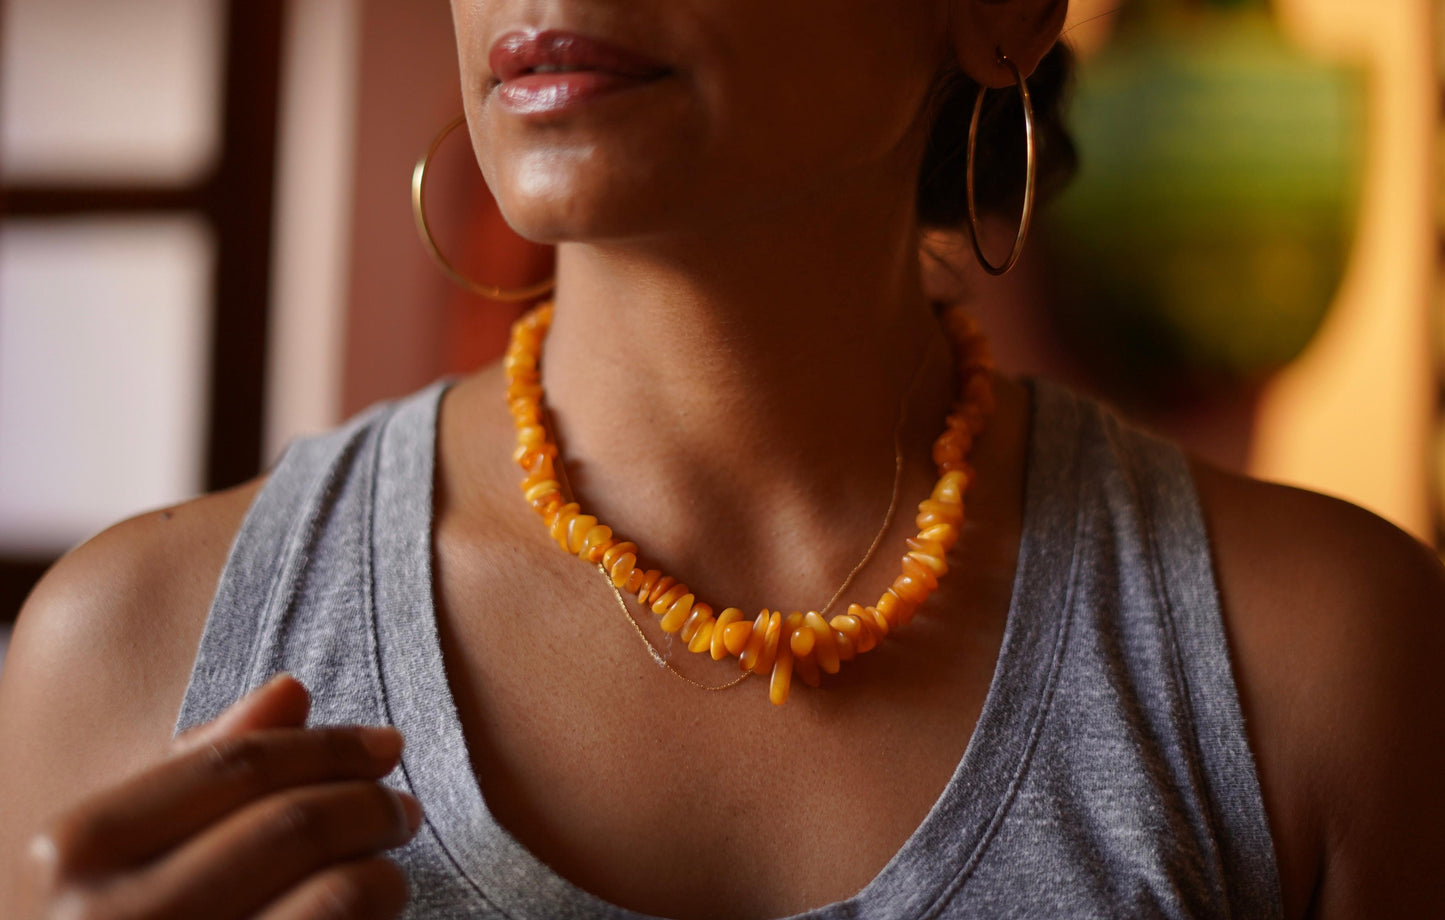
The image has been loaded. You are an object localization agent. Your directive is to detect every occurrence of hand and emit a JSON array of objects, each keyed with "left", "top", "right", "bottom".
[{"left": 22, "top": 674, "right": 421, "bottom": 920}]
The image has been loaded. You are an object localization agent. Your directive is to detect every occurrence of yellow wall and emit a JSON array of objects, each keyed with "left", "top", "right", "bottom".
[
  {"left": 1248, "top": 0, "right": 1436, "bottom": 540},
  {"left": 1062, "top": 0, "right": 1437, "bottom": 541}
]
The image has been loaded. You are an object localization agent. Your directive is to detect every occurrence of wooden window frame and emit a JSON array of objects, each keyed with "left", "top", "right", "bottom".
[{"left": 0, "top": 0, "right": 285, "bottom": 621}]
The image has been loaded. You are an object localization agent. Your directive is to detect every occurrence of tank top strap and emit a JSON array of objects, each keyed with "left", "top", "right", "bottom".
[
  {"left": 1081, "top": 391, "right": 1284, "bottom": 916},
  {"left": 174, "top": 390, "right": 423, "bottom": 734}
]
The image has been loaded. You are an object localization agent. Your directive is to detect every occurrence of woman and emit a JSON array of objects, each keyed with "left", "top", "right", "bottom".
[{"left": 1, "top": 1, "right": 1442, "bottom": 917}]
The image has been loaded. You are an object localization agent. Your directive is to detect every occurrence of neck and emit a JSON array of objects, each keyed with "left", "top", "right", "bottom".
[
  {"left": 534, "top": 185, "right": 959, "bottom": 606},
  {"left": 546, "top": 186, "right": 947, "bottom": 463}
]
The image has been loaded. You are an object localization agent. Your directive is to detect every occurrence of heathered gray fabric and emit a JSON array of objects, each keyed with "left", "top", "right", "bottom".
[{"left": 176, "top": 376, "right": 1284, "bottom": 919}]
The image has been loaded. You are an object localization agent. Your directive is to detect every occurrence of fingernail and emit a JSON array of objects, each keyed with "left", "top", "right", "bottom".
[
  {"left": 360, "top": 726, "right": 404, "bottom": 761},
  {"left": 393, "top": 790, "right": 424, "bottom": 836}
]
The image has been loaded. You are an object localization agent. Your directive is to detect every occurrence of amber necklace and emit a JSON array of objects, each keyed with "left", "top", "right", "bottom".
[
  {"left": 505, "top": 301, "right": 995, "bottom": 705},
  {"left": 581, "top": 333, "right": 932, "bottom": 694}
]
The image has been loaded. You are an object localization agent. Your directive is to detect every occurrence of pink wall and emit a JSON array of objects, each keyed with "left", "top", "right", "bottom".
[{"left": 341, "top": 1, "right": 461, "bottom": 415}]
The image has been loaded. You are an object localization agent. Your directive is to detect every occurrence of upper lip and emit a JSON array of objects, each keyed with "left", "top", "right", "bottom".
[{"left": 489, "top": 29, "right": 671, "bottom": 83}]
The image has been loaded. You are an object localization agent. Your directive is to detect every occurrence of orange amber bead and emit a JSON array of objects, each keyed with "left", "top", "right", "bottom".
[
  {"left": 631, "top": 569, "right": 661, "bottom": 601},
  {"left": 723, "top": 619, "right": 754, "bottom": 658},
  {"left": 601, "top": 542, "right": 638, "bottom": 570},
  {"left": 503, "top": 345, "right": 537, "bottom": 368},
  {"left": 876, "top": 590, "right": 911, "bottom": 627},
  {"left": 713, "top": 608, "right": 745, "bottom": 660},
  {"left": 916, "top": 499, "right": 963, "bottom": 525},
  {"left": 753, "top": 611, "right": 782, "bottom": 674},
  {"left": 915, "top": 508, "right": 964, "bottom": 531},
  {"left": 544, "top": 500, "right": 577, "bottom": 528},
  {"left": 930, "top": 470, "right": 969, "bottom": 505},
  {"left": 892, "top": 573, "right": 931, "bottom": 606},
  {"left": 688, "top": 620, "right": 715, "bottom": 654},
  {"left": 646, "top": 576, "right": 678, "bottom": 607},
  {"left": 518, "top": 425, "right": 547, "bottom": 449},
  {"left": 829, "top": 614, "right": 862, "bottom": 642},
  {"left": 523, "top": 480, "right": 562, "bottom": 504},
  {"left": 621, "top": 565, "right": 643, "bottom": 593},
  {"left": 907, "top": 549, "right": 946, "bottom": 577},
  {"left": 659, "top": 593, "right": 694, "bottom": 633},
  {"left": 738, "top": 612, "right": 769, "bottom": 670},
  {"left": 932, "top": 432, "right": 966, "bottom": 466},
  {"left": 769, "top": 645, "right": 794, "bottom": 706},
  {"left": 805, "top": 612, "right": 840, "bottom": 675},
  {"left": 550, "top": 511, "right": 578, "bottom": 550},
  {"left": 579, "top": 524, "right": 613, "bottom": 559},
  {"left": 905, "top": 535, "right": 947, "bottom": 557},
  {"left": 565, "top": 515, "right": 598, "bottom": 554},
  {"left": 900, "top": 556, "right": 939, "bottom": 591},
  {"left": 514, "top": 443, "right": 555, "bottom": 470},
  {"left": 942, "top": 413, "right": 974, "bottom": 439},
  {"left": 520, "top": 453, "right": 552, "bottom": 478},
  {"left": 680, "top": 603, "right": 713, "bottom": 642},
  {"left": 650, "top": 582, "right": 687, "bottom": 615},
  {"left": 531, "top": 494, "right": 563, "bottom": 516},
  {"left": 609, "top": 553, "right": 636, "bottom": 588},
  {"left": 789, "top": 625, "right": 816, "bottom": 658},
  {"left": 834, "top": 631, "right": 856, "bottom": 662},
  {"left": 860, "top": 605, "right": 890, "bottom": 638},
  {"left": 506, "top": 382, "right": 542, "bottom": 403},
  {"left": 919, "top": 523, "right": 959, "bottom": 551},
  {"left": 847, "top": 604, "right": 884, "bottom": 646}
]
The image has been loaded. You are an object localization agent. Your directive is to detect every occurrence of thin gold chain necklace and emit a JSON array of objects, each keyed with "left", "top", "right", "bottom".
[
  {"left": 548, "top": 336, "right": 938, "bottom": 692},
  {"left": 505, "top": 301, "right": 995, "bottom": 705}
]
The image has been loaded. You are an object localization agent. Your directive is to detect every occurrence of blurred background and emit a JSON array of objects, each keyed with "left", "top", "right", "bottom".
[{"left": 0, "top": 0, "right": 1440, "bottom": 662}]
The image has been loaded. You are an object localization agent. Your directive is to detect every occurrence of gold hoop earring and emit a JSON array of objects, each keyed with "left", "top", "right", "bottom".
[
  {"left": 965, "top": 53, "right": 1036, "bottom": 277},
  {"left": 411, "top": 114, "right": 556, "bottom": 302}
]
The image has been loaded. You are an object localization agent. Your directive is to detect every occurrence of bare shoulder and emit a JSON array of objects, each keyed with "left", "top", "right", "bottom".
[
  {"left": 0, "top": 477, "right": 265, "bottom": 890},
  {"left": 1189, "top": 459, "right": 1445, "bottom": 919}
]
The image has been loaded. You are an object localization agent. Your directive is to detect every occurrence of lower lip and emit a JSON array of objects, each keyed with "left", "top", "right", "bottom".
[{"left": 494, "top": 71, "right": 667, "bottom": 116}]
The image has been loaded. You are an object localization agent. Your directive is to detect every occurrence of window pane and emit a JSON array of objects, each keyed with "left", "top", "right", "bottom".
[
  {"left": 0, "top": 217, "right": 214, "bottom": 555},
  {"left": 0, "top": 0, "right": 225, "bottom": 184}
]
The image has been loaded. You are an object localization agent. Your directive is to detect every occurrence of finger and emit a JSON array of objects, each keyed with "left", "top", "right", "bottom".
[
  {"left": 174, "top": 673, "right": 312, "bottom": 754},
  {"left": 37, "top": 725, "right": 404, "bottom": 875},
  {"left": 253, "top": 857, "right": 409, "bottom": 920},
  {"left": 128, "top": 781, "right": 422, "bottom": 920}
]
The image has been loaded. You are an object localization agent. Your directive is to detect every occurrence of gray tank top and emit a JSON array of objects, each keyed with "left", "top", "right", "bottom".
[{"left": 176, "top": 376, "right": 1284, "bottom": 919}]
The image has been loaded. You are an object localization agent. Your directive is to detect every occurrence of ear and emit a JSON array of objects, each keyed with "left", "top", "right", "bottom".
[{"left": 949, "top": 0, "right": 1068, "bottom": 88}]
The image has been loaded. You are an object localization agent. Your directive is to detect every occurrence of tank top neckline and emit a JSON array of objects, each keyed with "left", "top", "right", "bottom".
[{"left": 366, "top": 375, "right": 1086, "bottom": 920}]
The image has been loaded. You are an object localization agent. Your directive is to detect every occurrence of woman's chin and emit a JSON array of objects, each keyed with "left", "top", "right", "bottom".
[
  {"left": 493, "top": 184, "right": 708, "bottom": 248},
  {"left": 495, "top": 206, "right": 650, "bottom": 247}
]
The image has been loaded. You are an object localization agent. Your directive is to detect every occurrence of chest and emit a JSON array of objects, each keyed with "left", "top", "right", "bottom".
[{"left": 430, "top": 521, "right": 1013, "bottom": 920}]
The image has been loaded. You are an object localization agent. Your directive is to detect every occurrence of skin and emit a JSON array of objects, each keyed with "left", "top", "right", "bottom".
[{"left": 1, "top": 0, "right": 1442, "bottom": 917}]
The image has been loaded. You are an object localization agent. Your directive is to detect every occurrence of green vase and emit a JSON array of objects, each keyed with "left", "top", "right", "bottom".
[{"left": 1044, "top": 0, "right": 1365, "bottom": 407}]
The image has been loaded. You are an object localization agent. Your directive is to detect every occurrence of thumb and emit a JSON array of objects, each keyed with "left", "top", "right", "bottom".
[{"left": 172, "top": 673, "right": 311, "bottom": 753}]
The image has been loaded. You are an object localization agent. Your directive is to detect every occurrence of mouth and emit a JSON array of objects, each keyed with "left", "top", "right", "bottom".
[{"left": 488, "top": 29, "right": 672, "bottom": 114}]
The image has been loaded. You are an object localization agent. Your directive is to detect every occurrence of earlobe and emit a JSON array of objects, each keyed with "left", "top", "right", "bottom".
[{"left": 949, "top": 0, "right": 1067, "bottom": 88}]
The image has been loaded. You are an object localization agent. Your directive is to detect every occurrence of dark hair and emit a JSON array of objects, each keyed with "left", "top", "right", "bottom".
[{"left": 916, "top": 41, "right": 1078, "bottom": 230}]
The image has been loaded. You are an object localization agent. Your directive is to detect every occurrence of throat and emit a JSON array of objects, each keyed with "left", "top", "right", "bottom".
[{"left": 532, "top": 302, "right": 958, "bottom": 612}]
